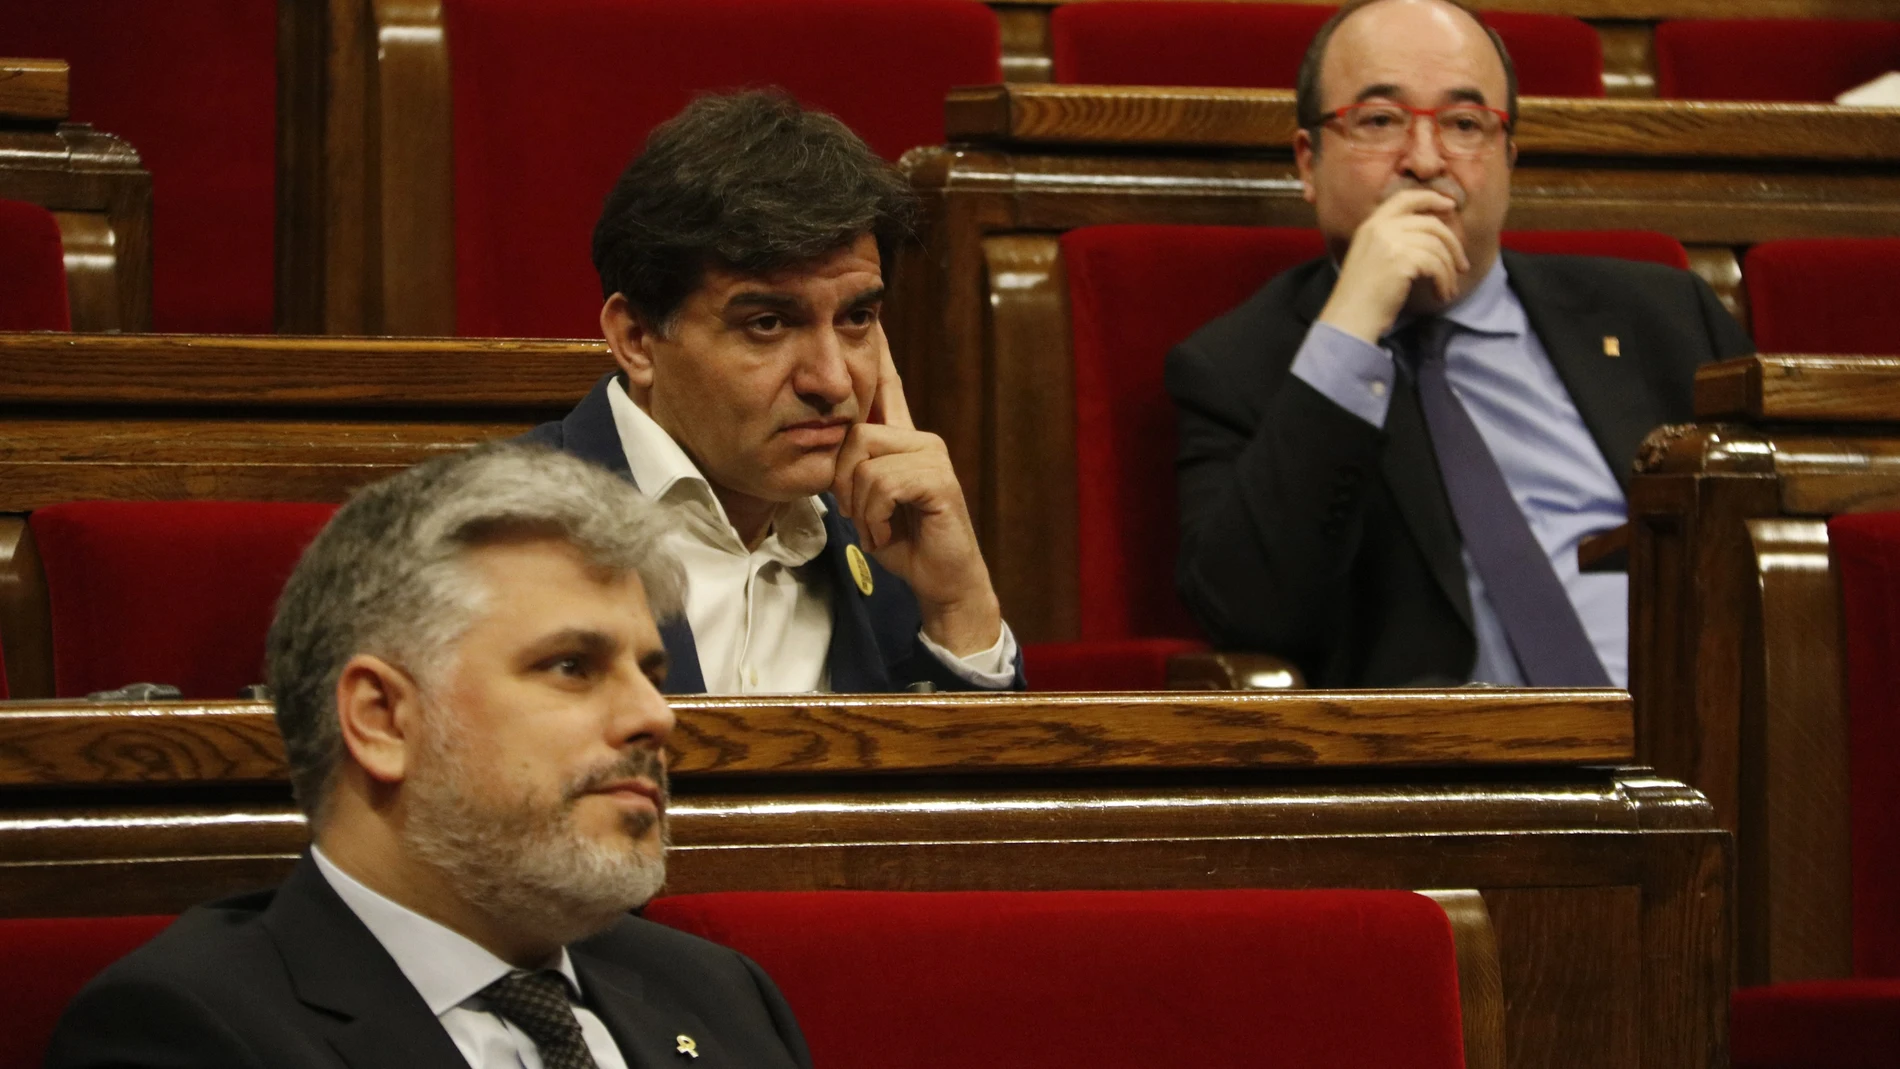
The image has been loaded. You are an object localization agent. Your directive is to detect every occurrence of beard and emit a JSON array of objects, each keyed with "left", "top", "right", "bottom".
[{"left": 403, "top": 716, "right": 670, "bottom": 948}]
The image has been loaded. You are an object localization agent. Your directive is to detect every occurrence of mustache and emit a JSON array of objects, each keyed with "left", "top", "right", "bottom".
[
  {"left": 1382, "top": 175, "right": 1468, "bottom": 211},
  {"left": 565, "top": 748, "right": 669, "bottom": 806}
]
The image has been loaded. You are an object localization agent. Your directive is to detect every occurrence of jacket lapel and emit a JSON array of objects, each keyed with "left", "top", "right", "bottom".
[
  {"left": 1293, "top": 263, "right": 1473, "bottom": 628},
  {"left": 561, "top": 374, "right": 637, "bottom": 480},
  {"left": 659, "top": 617, "right": 707, "bottom": 694},
  {"left": 261, "top": 855, "right": 472, "bottom": 1069},
  {"left": 1502, "top": 250, "right": 1652, "bottom": 493},
  {"left": 573, "top": 948, "right": 727, "bottom": 1069},
  {"left": 820, "top": 503, "right": 892, "bottom": 692}
]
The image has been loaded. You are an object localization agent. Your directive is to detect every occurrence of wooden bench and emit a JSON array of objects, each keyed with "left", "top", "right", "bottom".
[
  {"left": 0, "top": 59, "right": 149, "bottom": 332},
  {"left": 0, "top": 688, "right": 1727, "bottom": 1069},
  {"left": 891, "top": 85, "right": 1900, "bottom": 639},
  {"left": 1630, "top": 353, "right": 1900, "bottom": 987}
]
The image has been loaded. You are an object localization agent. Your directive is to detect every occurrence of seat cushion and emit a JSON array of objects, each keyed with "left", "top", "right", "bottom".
[
  {"left": 0, "top": 198, "right": 70, "bottom": 331},
  {"left": 647, "top": 889, "right": 1467, "bottom": 1069},
  {"left": 0, "top": 914, "right": 175, "bottom": 1069},
  {"left": 31, "top": 501, "right": 337, "bottom": 699},
  {"left": 1733, "top": 980, "right": 1900, "bottom": 1069},
  {"left": 1745, "top": 239, "right": 1900, "bottom": 356},
  {"left": 1656, "top": 19, "right": 1900, "bottom": 102},
  {"left": 1023, "top": 637, "right": 1208, "bottom": 690}
]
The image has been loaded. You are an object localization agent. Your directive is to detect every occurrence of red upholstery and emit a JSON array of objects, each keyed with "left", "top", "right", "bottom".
[
  {"left": 1828, "top": 511, "right": 1900, "bottom": 977},
  {"left": 1023, "top": 637, "right": 1208, "bottom": 690},
  {"left": 445, "top": 0, "right": 1001, "bottom": 339},
  {"left": 0, "top": 198, "right": 70, "bottom": 331},
  {"left": 1745, "top": 239, "right": 1900, "bottom": 356},
  {"left": 0, "top": 914, "right": 174, "bottom": 1069},
  {"left": 31, "top": 501, "right": 337, "bottom": 699},
  {"left": 1051, "top": 2, "right": 1602, "bottom": 97},
  {"left": 647, "top": 889, "right": 1467, "bottom": 1069},
  {"left": 0, "top": 2, "right": 276, "bottom": 333},
  {"left": 1501, "top": 229, "right": 1690, "bottom": 269},
  {"left": 1065, "top": 225, "right": 1326, "bottom": 642},
  {"left": 1732, "top": 980, "right": 1900, "bottom": 1069},
  {"left": 1656, "top": 20, "right": 1900, "bottom": 102}
]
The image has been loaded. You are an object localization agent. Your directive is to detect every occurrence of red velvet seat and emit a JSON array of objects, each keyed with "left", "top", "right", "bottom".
[
  {"left": 30, "top": 501, "right": 337, "bottom": 699},
  {"left": 1744, "top": 239, "right": 1900, "bottom": 356},
  {"left": 1655, "top": 20, "right": 1900, "bottom": 102},
  {"left": 647, "top": 889, "right": 1468, "bottom": 1069},
  {"left": 1731, "top": 512, "right": 1900, "bottom": 1069},
  {"left": 0, "top": 198, "right": 70, "bottom": 331},
  {"left": 1050, "top": 2, "right": 1603, "bottom": 97},
  {"left": 0, "top": 914, "right": 174, "bottom": 1069},
  {"left": 444, "top": 0, "right": 1001, "bottom": 339},
  {"left": 0, "top": 2, "right": 277, "bottom": 333}
]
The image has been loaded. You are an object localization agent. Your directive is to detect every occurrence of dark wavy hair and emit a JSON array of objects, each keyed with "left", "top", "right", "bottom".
[
  {"left": 1294, "top": 0, "right": 1518, "bottom": 142},
  {"left": 591, "top": 90, "right": 918, "bottom": 331}
]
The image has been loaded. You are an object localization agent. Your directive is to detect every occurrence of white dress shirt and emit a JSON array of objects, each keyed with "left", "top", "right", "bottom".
[
  {"left": 606, "top": 378, "right": 1015, "bottom": 692},
  {"left": 311, "top": 848, "right": 630, "bottom": 1069}
]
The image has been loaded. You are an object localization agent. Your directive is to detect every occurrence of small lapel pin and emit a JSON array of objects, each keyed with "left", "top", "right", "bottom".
[
  {"left": 1602, "top": 335, "right": 1621, "bottom": 357},
  {"left": 676, "top": 1034, "right": 699, "bottom": 1059},
  {"left": 845, "top": 543, "right": 875, "bottom": 597}
]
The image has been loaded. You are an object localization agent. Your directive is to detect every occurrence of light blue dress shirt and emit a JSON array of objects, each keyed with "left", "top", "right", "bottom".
[{"left": 1288, "top": 259, "right": 1629, "bottom": 687}]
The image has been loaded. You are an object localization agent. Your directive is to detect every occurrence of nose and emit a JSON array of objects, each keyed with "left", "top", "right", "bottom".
[
  {"left": 610, "top": 667, "right": 676, "bottom": 752},
  {"left": 792, "top": 327, "right": 856, "bottom": 412},
  {"left": 1399, "top": 113, "right": 1448, "bottom": 179}
]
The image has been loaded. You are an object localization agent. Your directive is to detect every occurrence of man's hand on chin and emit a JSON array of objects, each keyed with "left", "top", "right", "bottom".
[
  {"left": 830, "top": 333, "right": 1004, "bottom": 657},
  {"left": 1318, "top": 188, "right": 1471, "bottom": 344}
]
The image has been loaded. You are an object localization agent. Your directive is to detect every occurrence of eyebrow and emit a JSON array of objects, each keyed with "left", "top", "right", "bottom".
[
  {"left": 722, "top": 292, "right": 804, "bottom": 317},
  {"left": 525, "top": 628, "right": 619, "bottom": 663},
  {"left": 1351, "top": 84, "right": 1491, "bottom": 107},
  {"left": 844, "top": 285, "right": 886, "bottom": 311},
  {"left": 639, "top": 648, "right": 670, "bottom": 686}
]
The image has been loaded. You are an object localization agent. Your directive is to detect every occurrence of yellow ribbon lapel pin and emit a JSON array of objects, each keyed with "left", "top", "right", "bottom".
[
  {"left": 676, "top": 1034, "right": 699, "bottom": 1059},
  {"left": 846, "top": 543, "right": 875, "bottom": 596}
]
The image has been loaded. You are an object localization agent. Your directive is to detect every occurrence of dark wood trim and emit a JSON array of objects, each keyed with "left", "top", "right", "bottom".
[
  {"left": 1696, "top": 355, "right": 1900, "bottom": 424},
  {"left": 0, "top": 333, "right": 608, "bottom": 407},
  {"left": 0, "top": 518, "right": 52, "bottom": 700},
  {"left": 0, "top": 124, "right": 152, "bottom": 332},
  {"left": 370, "top": 0, "right": 455, "bottom": 336},
  {"left": 949, "top": 86, "right": 1900, "bottom": 162},
  {"left": 0, "top": 60, "right": 68, "bottom": 122},
  {"left": 1423, "top": 889, "right": 1508, "bottom": 1069}
]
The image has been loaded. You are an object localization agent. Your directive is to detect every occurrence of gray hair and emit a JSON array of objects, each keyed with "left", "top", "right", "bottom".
[{"left": 266, "top": 441, "right": 684, "bottom": 824}]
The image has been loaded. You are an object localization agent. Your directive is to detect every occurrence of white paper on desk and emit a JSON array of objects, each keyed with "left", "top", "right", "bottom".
[{"left": 1836, "top": 71, "right": 1900, "bottom": 107}]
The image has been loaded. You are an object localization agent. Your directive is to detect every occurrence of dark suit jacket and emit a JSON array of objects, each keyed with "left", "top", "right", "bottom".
[
  {"left": 524, "top": 374, "right": 1023, "bottom": 693},
  {"left": 1167, "top": 251, "right": 1754, "bottom": 687},
  {"left": 47, "top": 855, "right": 812, "bottom": 1069}
]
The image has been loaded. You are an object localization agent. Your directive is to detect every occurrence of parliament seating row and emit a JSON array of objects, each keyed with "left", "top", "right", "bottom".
[
  {"left": 5, "top": 888, "right": 1489, "bottom": 1069},
  {"left": 4, "top": 0, "right": 1896, "bottom": 337},
  {"left": 0, "top": 688, "right": 1721, "bottom": 1069}
]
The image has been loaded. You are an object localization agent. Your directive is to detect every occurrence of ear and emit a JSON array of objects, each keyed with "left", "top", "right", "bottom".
[
  {"left": 1294, "top": 128, "right": 1318, "bottom": 204},
  {"left": 335, "top": 653, "right": 424, "bottom": 786},
  {"left": 1505, "top": 136, "right": 1518, "bottom": 169},
  {"left": 600, "top": 293, "right": 661, "bottom": 393}
]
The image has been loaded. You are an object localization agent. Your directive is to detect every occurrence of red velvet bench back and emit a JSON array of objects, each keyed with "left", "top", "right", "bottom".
[
  {"left": 646, "top": 888, "right": 1472, "bottom": 1069},
  {"left": 0, "top": 915, "right": 175, "bottom": 1069}
]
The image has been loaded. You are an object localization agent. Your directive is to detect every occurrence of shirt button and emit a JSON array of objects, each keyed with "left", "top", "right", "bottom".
[
  {"left": 746, "top": 667, "right": 760, "bottom": 688},
  {"left": 1369, "top": 380, "right": 1387, "bottom": 398}
]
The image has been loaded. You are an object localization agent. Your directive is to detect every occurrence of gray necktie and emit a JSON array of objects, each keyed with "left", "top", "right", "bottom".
[
  {"left": 480, "top": 970, "right": 601, "bottom": 1069},
  {"left": 1400, "top": 318, "right": 1611, "bottom": 687}
]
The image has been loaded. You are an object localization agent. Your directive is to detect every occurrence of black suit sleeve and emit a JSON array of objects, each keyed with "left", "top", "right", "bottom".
[
  {"left": 47, "top": 974, "right": 263, "bottom": 1069},
  {"left": 1167, "top": 330, "right": 1388, "bottom": 674}
]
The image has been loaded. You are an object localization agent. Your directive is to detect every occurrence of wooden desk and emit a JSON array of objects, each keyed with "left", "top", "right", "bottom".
[
  {"left": 0, "top": 58, "right": 150, "bottom": 332},
  {"left": 1629, "top": 354, "right": 1900, "bottom": 986},
  {"left": 898, "top": 86, "right": 1900, "bottom": 640},
  {"left": 985, "top": 0, "right": 1900, "bottom": 92},
  {"left": 0, "top": 690, "right": 1728, "bottom": 1069}
]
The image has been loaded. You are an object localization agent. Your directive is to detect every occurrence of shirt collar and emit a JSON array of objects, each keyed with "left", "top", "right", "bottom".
[
  {"left": 606, "top": 376, "right": 829, "bottom": 563},
  {"left": 1438, "top": 255, "right": 1524, "bottom": 338},
  {"left": 311, "top": 846, "right": 581, "bottom": 1015}
]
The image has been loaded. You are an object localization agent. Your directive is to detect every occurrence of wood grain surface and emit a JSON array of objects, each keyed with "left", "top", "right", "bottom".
[
  {"left": 0, "top": 690, "right": 1634, "bottom": 788},
  {"left": 0, "top": 333, "right": 609, "bottom": 407},
  {"left": 948, "top": 85, "right": 1900, "bottom": 163},
  {"left": 0, "top": 59, "right": 68, "bottom": 122},
  {"left": 1696, "top": 355, "right": 1900, "bottom": 424}
]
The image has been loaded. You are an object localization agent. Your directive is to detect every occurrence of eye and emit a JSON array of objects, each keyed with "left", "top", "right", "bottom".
[
  {"left": 841, "top": 306, "right": 879, "bottom": 331},
  {"left": 538, "top": 653, "right": 595, "bottom": 681},
  {"left": 746, "top": 314, "right": 786, "bottom": 338},
  {"left": 1357, "top": 108, "right": 1403, "bottom": 129}
]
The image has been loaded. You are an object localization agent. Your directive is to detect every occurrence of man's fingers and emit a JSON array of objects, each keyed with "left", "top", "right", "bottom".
[{"left": 869, "top": 327, "right": 915, "bottom": 431}]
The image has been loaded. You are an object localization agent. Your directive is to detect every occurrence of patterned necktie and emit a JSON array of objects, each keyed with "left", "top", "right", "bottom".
[
  {"left": 479, "top": 970, "right": 602, "bottom": 1069},
  {"left": 1399, "top": 318, "right": 1612, "bottom": 687}
]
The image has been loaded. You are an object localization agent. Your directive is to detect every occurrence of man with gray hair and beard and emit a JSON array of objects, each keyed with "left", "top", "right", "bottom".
[{"left": 48, "top": 443, "right": 813, "bottom": 1069}]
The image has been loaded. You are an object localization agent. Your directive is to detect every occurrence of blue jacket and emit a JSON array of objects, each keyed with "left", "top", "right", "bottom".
[{"left": 525, "top": 374, "right": 1024, "bottom": 694}]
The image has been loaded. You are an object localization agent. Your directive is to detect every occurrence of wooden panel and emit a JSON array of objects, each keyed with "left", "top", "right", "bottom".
[
  {"left": 1424, "top": 889, "right": 1508, "bottom": 1069},
  {"left": 0, "top": 333, "right": 609, "bottom": 407},
  {"left": 371, "top": 0, "right": 455, "bottom": 336},
  {"left": 1697, "top": 355, "right": 1900, "bottom": 424},
  {"left": 949, "top": 86, "right": 1900, "bottom": 163},
  {"left": 1595, "top": 22, "right": 1656, "bottom": 100},
  {"left": 0, "top": 125, "right": 151, "bottom": 331},
  {"left": 1484, "top": 886, "right": 1641, "bottom": 1069},
  {"left": 0, "top": 59, "right": 68, "bottom": 122},
  {"left": 0, "top": 518, "right": 51, "bottom": 700},
  {"left": 0, "top": 689, "right": 1635, "bottom": 788},
  {"left": 1742, "top": 520, "right": 1852, "bottom": 983}
]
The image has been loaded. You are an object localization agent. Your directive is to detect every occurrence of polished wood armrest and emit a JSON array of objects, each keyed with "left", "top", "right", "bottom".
[
  {"left": 1166, "top": 650, "right": 1305, "bottom": 690},
  {"left": 1580, "top": 523, "right": 1631, "bottom": 574},
  {"left": 0, "top": 60, "right": 68, "bottom": 123}
]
